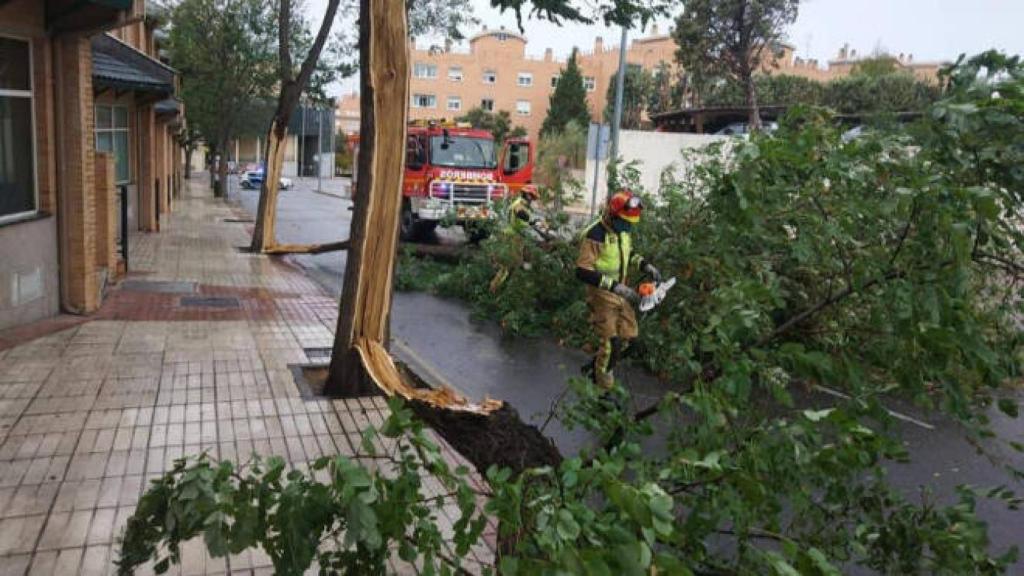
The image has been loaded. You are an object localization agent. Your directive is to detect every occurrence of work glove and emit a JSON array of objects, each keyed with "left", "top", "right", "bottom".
[
  {"left": 643, "top": 262, "right": 663, "bottom": 283},
  {"left": 613, "top": 283, "right": 639, "bottom": 303}
]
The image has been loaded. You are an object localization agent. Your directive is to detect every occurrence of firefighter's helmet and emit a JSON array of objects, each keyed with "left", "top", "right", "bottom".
[{"left": 607, "top": 190, "right": 643, "bottom": 223}]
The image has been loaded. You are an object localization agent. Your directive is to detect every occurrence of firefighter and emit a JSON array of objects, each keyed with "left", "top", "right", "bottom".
[
  {"left": 576, "top": 190, "right": 662, "bottom": 389},
  {"left": 490, "top": 185, "right": 545, "bottom": 292},
  {"left": 508, "top": 185, "right": 541, "bottom": 232}
]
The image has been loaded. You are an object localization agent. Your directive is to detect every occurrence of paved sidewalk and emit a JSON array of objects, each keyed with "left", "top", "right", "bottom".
[{"left": 0, "top": 182, "right": 493, "bottom": 574}]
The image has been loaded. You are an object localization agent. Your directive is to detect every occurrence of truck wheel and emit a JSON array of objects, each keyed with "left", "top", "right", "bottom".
[
  {"left": 465, "top": 224, "right": 490, "bottom": 244},
  {"left": 400, "top": 202, "right": 438, "bottom": 242},
  {"left": 400, "top": 201, "right": 417, "bottom": 241}
]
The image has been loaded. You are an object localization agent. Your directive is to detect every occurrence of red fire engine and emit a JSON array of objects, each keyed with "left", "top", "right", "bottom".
[{"left": 398, "top": 119, "right": 534, "bottom": 240}]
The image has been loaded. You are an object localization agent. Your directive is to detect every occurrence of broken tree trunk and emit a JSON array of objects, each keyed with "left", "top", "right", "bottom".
[
  {"left": 262, "top": 239, "right": 351, "bottom": 255},
  {"left": 250, "top": 119, "right": 289, "bottom": 252},
  {"left": 320, "top": 0, "right": 560, "bottom": 478},
  {"left": 324, "top": 0, "right": 409, "bottom": 397}
]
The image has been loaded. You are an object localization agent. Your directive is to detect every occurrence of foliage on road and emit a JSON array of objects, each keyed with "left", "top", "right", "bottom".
[
  {"left": 121, "top": 52, "right": 1024, "bottom": 575},
  {"left": 117, "top": 399, "right": 490, "bottom": 576}
]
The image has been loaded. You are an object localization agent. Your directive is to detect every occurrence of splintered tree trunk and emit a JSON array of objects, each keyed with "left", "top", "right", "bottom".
[
  {"left": 324, "top": 0, "right": 409, "bottom": 396},
  {"left": 250, "top": 119, "right": 289, "bottom": 252}
]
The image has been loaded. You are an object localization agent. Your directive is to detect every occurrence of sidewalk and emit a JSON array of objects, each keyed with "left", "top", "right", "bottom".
[{"left": 0, "top": 181, "right": 493, "bottom": 574}]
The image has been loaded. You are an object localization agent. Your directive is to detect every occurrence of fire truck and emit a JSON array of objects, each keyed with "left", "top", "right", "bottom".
[{"left": 397, "top": 119, "right": 534, "bottom": 241}]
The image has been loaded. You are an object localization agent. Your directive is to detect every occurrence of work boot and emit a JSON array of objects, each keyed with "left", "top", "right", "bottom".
[{"left": 580, "top": 359, "right": 595, "bottom": 379}]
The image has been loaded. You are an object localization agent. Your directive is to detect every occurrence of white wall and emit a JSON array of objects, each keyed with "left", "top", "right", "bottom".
[{"left": 582, "top": 130, "right": 726, "bottom": 214}]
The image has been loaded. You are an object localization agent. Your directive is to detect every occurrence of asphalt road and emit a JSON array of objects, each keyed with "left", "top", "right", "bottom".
[{"left": 228, "top": 175, "right": 1023, "bottom": 567}]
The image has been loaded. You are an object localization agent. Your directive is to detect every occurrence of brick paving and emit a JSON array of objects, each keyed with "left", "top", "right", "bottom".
[{"left": 0, "top": 181, "right": 495, "bottom": 574}]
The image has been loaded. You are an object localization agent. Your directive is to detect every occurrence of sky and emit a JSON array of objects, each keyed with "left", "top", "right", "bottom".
[{"left": 304, "top": 0, "right": 1024, "bottom": 97}]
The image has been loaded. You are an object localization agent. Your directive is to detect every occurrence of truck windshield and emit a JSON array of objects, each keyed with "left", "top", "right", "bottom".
[{"left": 430, "top": 136, "right": 497, "bottom": 169}]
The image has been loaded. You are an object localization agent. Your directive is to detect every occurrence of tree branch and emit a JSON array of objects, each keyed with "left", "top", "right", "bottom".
[
  {"left": 295, "top": 0, "right": 342, "bottom": 94},
  {"left": 278, "top": 0, "right": 293, "bottom": 82}
]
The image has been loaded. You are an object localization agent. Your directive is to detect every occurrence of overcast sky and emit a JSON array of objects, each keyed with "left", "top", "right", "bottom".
[{"left": 306, "top": 0, "right": 1024, "bottom": 96}]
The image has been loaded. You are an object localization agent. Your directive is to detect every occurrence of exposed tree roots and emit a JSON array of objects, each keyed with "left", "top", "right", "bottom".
[{"left": 410, "top": 400, "right": 563, "bottom": 476}]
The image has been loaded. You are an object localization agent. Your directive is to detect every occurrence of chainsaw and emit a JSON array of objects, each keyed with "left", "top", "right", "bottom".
[{"left": 638, "top": 277, "right": 676, "bottom": 313}]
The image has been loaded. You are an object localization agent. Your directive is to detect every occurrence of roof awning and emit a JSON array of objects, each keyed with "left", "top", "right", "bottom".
[
  {"left": 91, "top": 34, "right": 174, "bottom": 96},
  {"left": 154, "top": 98, "right": 180, "bottom": 117}
]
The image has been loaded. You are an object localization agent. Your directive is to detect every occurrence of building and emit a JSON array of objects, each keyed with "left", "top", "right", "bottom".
[
  {"left": 227, "top": 104, "right": 337, "bottom": 178},
  {"left": 339, "top": 26, "right": 944, "bottom": 140},
  {"left": 403, "top": 26, "right": 688, "bottom": 137},
  {"left": 0, "top": 0, "right": 183, "bottom": 330},
  {"left": 336, "top": 91, "right": 360, "bottom": 135}
]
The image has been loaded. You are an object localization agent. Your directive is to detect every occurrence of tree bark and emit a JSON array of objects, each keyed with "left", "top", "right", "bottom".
[
  {"left": 184, "top": 145, "right": 193, "bottom": 180},
  {"left": 249, "top": 0, "right": 341, "bottom": 253},
  {"left": 324, "top": 0, "right": 409, "bottom": 396},
  {"left": 744, "top": 68, "right": 762, "bottom": 130},
  {"left": 208, "top": 149, "right": 216, "bottom": 190},
  {"left": 250, "top": 118, "right": 289, "bottom": 251},
  {"left": 215, "top": 147, "right": 229, "bottom": 198}
]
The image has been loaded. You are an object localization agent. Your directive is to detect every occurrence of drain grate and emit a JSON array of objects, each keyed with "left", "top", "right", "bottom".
[
  {"left": 222, "top": 218, "right": 254, "bottom": 223},
  {"left": 303, "top": 347, "right": 333, "bottom": 361},
  {"left": 121, "top": 280, "right": 197, "bottom": 294},
  {"left": 179, "top": 296, "right": 241, "bottom": 308}
]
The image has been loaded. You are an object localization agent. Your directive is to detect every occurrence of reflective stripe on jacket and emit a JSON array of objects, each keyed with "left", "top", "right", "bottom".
[{"left": 576, "top": 218, "right": 642, "bottom": 290}]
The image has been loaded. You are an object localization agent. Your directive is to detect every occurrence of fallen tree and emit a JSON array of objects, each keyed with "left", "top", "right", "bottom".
[{"left": 117, "top": 19, "right": 1024, "bottom": 576}]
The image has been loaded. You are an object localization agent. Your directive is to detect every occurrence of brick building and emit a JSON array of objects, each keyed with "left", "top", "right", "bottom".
[
  {"left": 340, "top": 26, "right": 944, "bottom": 140},
  {"left": 0, "top": 0, "right": 183, "bottom": 330}
]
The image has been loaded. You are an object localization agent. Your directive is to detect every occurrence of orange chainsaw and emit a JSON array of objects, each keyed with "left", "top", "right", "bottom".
[{"left": 638, "top": 277, "right": 676, "bottom": 313}]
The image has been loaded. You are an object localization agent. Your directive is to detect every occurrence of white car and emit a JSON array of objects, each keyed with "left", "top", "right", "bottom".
[{"left": 240, "top": 169, "right": 293, "bottom": 190}]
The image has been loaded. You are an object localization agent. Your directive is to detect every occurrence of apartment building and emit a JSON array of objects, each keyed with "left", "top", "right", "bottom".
[
  {"left": 368, "top": 26, "right": 944, "bottom": 139},
  {"left": 0, "top": 0, "right": 183, "bottom": 329}
]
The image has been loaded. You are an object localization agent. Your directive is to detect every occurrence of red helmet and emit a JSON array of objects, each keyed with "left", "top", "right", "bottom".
[
  {"left": 521, "top": 185, "right": 539, "bottom": 200},
  {"left": 607, "top": 189, "right": 643, "bottom": 223}
]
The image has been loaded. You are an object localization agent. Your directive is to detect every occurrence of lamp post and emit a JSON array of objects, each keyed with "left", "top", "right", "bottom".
[{"left": 607, "top": 25, "right": 628, "bottom": 199}]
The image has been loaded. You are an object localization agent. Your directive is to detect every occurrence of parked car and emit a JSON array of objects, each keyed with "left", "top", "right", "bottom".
[
  {"left": 240, "top": 166, "right": 293, "bottom": 190},
  {"left": 714, "top": 121, "right": 779, "bottom": 137}
]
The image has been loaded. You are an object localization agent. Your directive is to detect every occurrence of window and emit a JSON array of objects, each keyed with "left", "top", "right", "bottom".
[
  {"left": 430, "top": 136, "right": 497, "bottom": 169},
  {"left": 480, "top": 98, "right": 494, "bottom": 112},
  {"left": 517, "top": 72, "right": 533, "bottom": 87},
  {"left": 516, "top": 100, "right": 531, "bottom": 116},
  {"left": 446, "top": 96, "right": 462, "bottom": 111},
  {"left": 411, "top": 93, "right": 436, "bottom": 108},
  {"left": 0, "top": 37, "right": 36, "bottom": 221},
  {"left": 95, "top": 105, "right": 130, "bottom": 184},
  {"left": 550, "top": 74, "right": 560, "bottom": 88},
  {"left": 447, "top": 66, "right": 463, "bottom": 82},
  {"left": 413, "top": 62, "right": 437, "bottom": 79},
  {"left": 482, "top": 69, "right": 497, "bottom": 84},
  {"left": 583, "top": 76, "right": 596, "bottom": 91}
]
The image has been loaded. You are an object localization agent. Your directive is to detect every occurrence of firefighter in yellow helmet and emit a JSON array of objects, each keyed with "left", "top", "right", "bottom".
[
  {"left": 576, "top": 190, "right": 661, "bottom": 389},
  {"left": 508, "top": 184, "right": 540, "bottom": 230},
  {"left": 490, "top": 185, "right": 544, "bottom": 292}
]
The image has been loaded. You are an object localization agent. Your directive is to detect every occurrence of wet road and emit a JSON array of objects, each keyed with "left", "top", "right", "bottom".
[{"left": 227, "top": 176, "right": 1023, "bottom": 565}]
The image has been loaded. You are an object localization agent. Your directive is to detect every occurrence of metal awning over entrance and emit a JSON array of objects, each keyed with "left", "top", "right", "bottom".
[{"left": 91, "top": 34, "right": 174, "bottom": 98}]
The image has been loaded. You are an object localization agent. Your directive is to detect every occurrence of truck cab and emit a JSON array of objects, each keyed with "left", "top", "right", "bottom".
[{"left": 400, "top": 120, "right": 533, "bottom": 241}]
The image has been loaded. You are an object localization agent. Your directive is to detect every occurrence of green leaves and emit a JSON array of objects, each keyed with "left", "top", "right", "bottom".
[
  {"left": 118, "top": 399, "right": 490, "bottom": 576},
  {"left": 124, "top": 52, "right": 1024, "bottom": 576}
]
